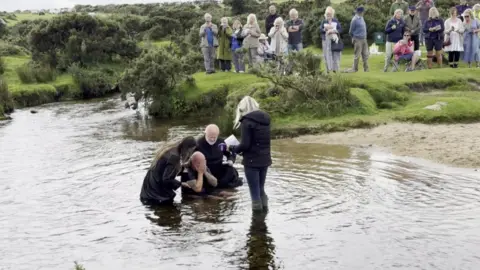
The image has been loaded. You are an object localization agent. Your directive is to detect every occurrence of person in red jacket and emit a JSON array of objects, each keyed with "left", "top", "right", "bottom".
[{"left": 393, "top": 30, "right": 420, "bottom": 71}]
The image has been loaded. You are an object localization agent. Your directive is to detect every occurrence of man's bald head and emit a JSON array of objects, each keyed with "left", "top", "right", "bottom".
[
  {"left": 205, "top": 124, "right": 219, "bottom": 145},
  {"left": 191, "top": 151, "right": 206, "bottom": 171}
]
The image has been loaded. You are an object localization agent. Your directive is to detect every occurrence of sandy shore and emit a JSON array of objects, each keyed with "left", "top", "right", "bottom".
[{"left": 294, "top": 122, "right": 480, "bottom": 168}]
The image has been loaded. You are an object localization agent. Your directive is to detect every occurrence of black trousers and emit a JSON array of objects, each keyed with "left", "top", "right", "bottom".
[
  {"left": 448, "top": 51, "right": 460, "bottom": 63},
  {"left": 411, "top": 35, "right": 420, "bottom": 51},
  {"left": 219, "top": 59, "right": 232, "bottom": 71}
]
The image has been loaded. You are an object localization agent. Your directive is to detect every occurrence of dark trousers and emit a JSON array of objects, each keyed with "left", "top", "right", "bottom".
[
  {"left": 244, "top": 166, "right": 268, "bottom": 201},
  {"left": 140, "top": 198, "right": 174, "bottom": 206},
  {"left": 411, "top": 35, "right": 420, "bottom": 51},
  {"left": 219, "top": 59, "right": 232, "bottom": 71},
  {"left": 448, "top": 51, "right": 460, "bottom": 66}
]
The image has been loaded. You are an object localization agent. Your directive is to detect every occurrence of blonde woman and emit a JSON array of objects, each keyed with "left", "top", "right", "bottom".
[
  {"left": 444, "top": 7, "right": 465, "bottom": 68},
  {"left": 231, "top": 19, "right": 245, "bottom": 73},
  {"left": 423, "top": 7, "right": 444, "bottom": 68},
  {"left": 227, "top": 96, "right": 271, "bottom": 212},
  {"left": 462, "top": 9, "right": 480, "bottom": 68},
  {"left": 320, "top": 6, "right": 342, "bottom": 72},
  {"left": 384, "top": 9, "right": 406, "bottom": 72},
  {"left": 242, "top": 14, "right": 262, "bottom": 67},
  {"left": 268, "top": 17, "right": 289, "bottom": 58},
  {"left": 217, "top": 17, "right": 233, "bottom": 72},
  {"left": 473, "top": 4, "right": 480, "bottom": 20},
  {"left": 140, "top": 136, "right": 197, "bottom": 206}
]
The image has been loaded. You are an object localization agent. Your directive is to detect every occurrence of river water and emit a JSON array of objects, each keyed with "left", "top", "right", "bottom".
[{"left": 1, "top": 97, "right": 480, "bottom": 270}]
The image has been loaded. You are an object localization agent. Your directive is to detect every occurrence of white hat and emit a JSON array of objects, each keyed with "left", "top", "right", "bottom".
[{"left": 259, "top": 34, "right": 267, "bottom": 40}]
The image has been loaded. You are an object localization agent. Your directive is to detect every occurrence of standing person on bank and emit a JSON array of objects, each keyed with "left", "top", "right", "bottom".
[
  {"left": 286, "top": 9, "right": 304, "bottom": 52},
  {"left": 265, "top": 5, "right": 279, "bottom": 43},
  {"left": 217, "top": 17, "right": 233, "bottom": 72},
  {"left": 320, "top": 6, "right": 343, "bottom": 73},
  {"left": 199, "top": 13, "right": 218, "bottom": 74},
  {"left": 404, "top": 6, "right": 421, "bottom": 52},
  {"left": 390, "top": 0, "right": 409, "bottom": 16},
  {"left": 444, "top": 7, "right": 465, "bottom": 68},
  {"left": 243, "top": 14, "right": 262, "bottom": 68},
  {"left": 384, "top": 9, "right": 406, "bottom": 72},
  {"left": 348, "top": 7, "right": 369, "bottom": 72},
  {"left": 228, "top": 96, "right": 272, "bottom": 212},
  {"left": 416, "top": 0, "right": 434, "bottom": 46},
  {"left": 423, "top": 7, "right": 445, "bottom": 68},
  {"left": 231, "top": 19, "right": 245, "bottom": 73},
  {"left": 140, "top": 137, "right": 197, "bottom": 206}
]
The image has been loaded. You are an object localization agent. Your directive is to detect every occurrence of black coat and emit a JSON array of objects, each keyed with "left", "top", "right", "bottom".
[
  {"left": 196, "top": 136, "right": 234, "bottom": 176},
  {"left": 140, "top": 151, "right": 181, "bottom": 203},
  {"left": 265, "top": 14, "right": 279, "bottom": 33},
  {"left": 231, "top": 110, "right": 272, "bottom": 168}
]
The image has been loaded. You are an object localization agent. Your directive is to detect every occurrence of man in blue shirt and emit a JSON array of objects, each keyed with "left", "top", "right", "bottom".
[
  {"left": 348, "top": 7, "right": 369, "bottom": 72},
  {"left": 199, "top": 13, "right": 219, "bottom": 74}
]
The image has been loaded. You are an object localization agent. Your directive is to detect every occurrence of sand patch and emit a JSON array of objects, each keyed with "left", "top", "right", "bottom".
[{"left": 294, "top": 122, "right": 480, "bottom": 168}]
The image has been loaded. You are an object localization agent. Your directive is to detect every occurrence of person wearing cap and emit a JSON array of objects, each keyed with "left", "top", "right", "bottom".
[
  {"left": 404, "top": 6, "right": 421, "bottom": 52},
  {"left": 390, "top": 0, "right": 409, "bottom": 16},
  {"left": 257, "top": 34, "right": 272, "bottom": 62},
  {"left": 348, "top": 6, "right": 369, "bottom": 72},
  {"left": 444, "top": 7, "right": 465, "bottom": 68},
  {"left": 384, "top": 9, "right": 406, "bottom": 72},
  {"left": 416, "top": 0, "right": 435, "bottom": 46}
]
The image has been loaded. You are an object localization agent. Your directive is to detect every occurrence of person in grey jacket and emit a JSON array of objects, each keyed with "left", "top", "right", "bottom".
[
  {"left": 348, "top": 7, "right": 369, "bottom": 72},
  {"left": 242, "top": 14, "right": 262, "bottom": 68},
  {"left": 404, "top": 6, "right": 421, "bottom": 51},
  {"left": 199, "top": 13, "right": 219, "bottom": 74}
]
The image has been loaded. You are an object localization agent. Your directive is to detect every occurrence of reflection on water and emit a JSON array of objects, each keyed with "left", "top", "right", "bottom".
[{"left": 1, "top": 96, "right": 480, "bottom": 270}]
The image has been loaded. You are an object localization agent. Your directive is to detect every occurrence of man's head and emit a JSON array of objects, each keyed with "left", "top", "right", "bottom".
[
  {"left": 269, "top": 5, "right": 276, "bottom": 15},
  {"left": 289, "top": 9, "right": 298, "bottom": 20},
  {"left": 190, "top": 151, "right": 206, "bottom": 171},
  {"left": 205, "top": 124, "right": 220, "bottom": 145},
  {"left": 356, "top": 6, "right": 365, "bottom": 16},
  {"left": 204, "top": 13, "right": 212, "bottom": 23},
  {"left": 409, "top": 6, "right": 416, "bottom": 15}
]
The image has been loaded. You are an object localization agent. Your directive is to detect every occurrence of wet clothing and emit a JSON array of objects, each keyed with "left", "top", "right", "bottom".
[
  {"left": 180, "top": 166, "right": 213, "bottom": 197},
  {"left": 230, "top": 110, "right": 272, "bottom": 168},
  {"left": 140, "top": 151, "right": 181, "bottom": 206},
  {"left": 196, "top": 136, "right": 243, "bottom": 189}
]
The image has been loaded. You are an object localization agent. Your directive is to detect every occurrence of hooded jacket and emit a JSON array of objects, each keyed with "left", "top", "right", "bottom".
[
  {"left": 196, "top": 136, "right": 234, "bottom": 175},
  {"left": 231, "top": 110, "right": 272, "bottom": 168}
]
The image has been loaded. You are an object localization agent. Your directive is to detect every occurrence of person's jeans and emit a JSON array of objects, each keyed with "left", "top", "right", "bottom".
[
  {"left": 201, "top": 46, "right": 216, "bottom": 72},
  {"left": 219, "top": 59, "right": 231, "bottom": 71},
  {"left": 244, "top": 166, "right": 268, "bottom": 202},
  {"left": 232, "top": 51, "right": 245, "bottom": 72},
  {"left": 288, "top": 43, "right": 303, "bottom": 52}
]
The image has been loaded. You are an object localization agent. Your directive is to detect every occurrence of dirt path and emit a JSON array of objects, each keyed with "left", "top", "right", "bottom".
[{"left": 294, "top": 122, "right": 480, "bottom": 168}]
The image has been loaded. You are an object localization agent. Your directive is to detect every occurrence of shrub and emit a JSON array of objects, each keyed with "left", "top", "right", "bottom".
[
  {"left": 16, "top": 62, "right": 56, "bottom": 84},
  {"left": 0, "top": 77, "right": 14, "bottom": 115},
  {"left": 68, "top": 63, "right": 115, "bottom": 98},
  {"left": 0, "top": 57, "right": 4, "bottom": 75},
  {"left": 0, "top": 41, "right": 29, "bottom": 56}
]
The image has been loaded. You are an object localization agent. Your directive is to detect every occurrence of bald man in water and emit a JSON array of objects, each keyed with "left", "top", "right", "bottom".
[{"left": 196, "top": 124, "right": 243, "bottom": 189}]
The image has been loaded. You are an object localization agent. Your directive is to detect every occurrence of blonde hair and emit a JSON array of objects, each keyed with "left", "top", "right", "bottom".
[
  {"left": 394, "top": 9, "right": 404, "bottom": 17},
  {"left": 220, "top": 17, "right": 229, "bottom": 24},
  {"left": 273, "top": 17, "right": 284, "bottom": 26},
  {"left": 462, "top": 8, "right": 473, "bottom": 17},
  {"left": 247, "top": 14, "right": 258, "bottom": 25},
  {"left": 449, "top": 7, "right": 457, "bottom": 16},
  {"left": 429, "top": 7, "right": 440, "bottom": 19},
  {"left": 233, "top": 96, "right": 260, "bottom": 129},
  {"left": 473, "top": 4, "right": 480, "bottom": 11},
  {"left": 289, "top": 8, "right": 298, "bottom": 17},
  {"left": 233, "top": 19, "right": 242, "bottom": 29},
  {"left": 325, "top": 6, "right": 335, "bottom": 19},
  {"left": 204, "top": 13, "right": 212, "bottom": 20}
]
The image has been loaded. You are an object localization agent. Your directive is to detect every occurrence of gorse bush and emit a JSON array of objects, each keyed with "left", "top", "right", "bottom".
[
  {"left": 0, "top": 77, "right": 14, "bottom": 115},
  {"left": 16, "top": 61, "right": 56, "bottom": 84},
  {"left": 0, "top": 57, "right": 5, "bottom": 75},
  {"left": 68, "top": 63, "right": 116, "bottom": 98},
  {"left": 0, "top": 41, "right": 29, "bottom": 56}
]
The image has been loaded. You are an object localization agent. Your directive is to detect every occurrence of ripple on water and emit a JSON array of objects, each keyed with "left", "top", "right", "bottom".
[{"left": 1, "top": 98, "right": 480, "bottom": 270}]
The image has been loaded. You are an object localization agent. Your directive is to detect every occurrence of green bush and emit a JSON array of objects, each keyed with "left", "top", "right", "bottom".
[
  {"left": 0, "top": 41, "right": 29, "bottom": 56},
  {"left": 15, "top": 62, "right": 56, "bottom": 84},
  {"left": 68, "top": 63, "right": 115, "bottom": 98},
  {"left": 0, "top": 77, "right": 14, "bottom": 115},
  {"left": 0, "top": 57, "right": 5, "bottom": 75}
]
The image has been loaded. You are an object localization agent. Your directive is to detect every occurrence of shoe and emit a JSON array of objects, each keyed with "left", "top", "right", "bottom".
[
  {"left": 239, "top": 71, "right": 245, "bottom": 73},
  {"left": 252, "top": 200, "right": 263, "bottom": 212}
]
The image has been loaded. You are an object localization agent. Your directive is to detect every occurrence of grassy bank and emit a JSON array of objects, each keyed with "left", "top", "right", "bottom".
[{"left": 183, "top": 46, "right": 480, "bottom": 138}]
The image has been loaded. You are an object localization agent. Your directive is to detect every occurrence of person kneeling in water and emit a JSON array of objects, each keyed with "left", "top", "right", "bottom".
[
  {"left": 196, "top": 124, "right": 243, "bottom": 189},
  {"left": 181, "top": 151, "right": 234, "bottom": 199},
  {"left": 140, "top": 136, "right": 197, "bottom": 206}
]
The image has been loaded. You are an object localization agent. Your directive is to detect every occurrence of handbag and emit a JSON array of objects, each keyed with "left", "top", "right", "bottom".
[
  {"left": 443, "top": 33, "right": 451, "bottom": 47},
  {"left": 331, "top": 37, "right": 344, "bottom": 52}
]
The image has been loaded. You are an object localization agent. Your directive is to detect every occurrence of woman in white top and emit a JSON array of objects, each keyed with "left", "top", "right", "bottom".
[
  {"left": 268, "top": 17, "right": 289, "bottom": 59},
  {"left": 444, "top": 7, "right": 465, "bottom": 68}
]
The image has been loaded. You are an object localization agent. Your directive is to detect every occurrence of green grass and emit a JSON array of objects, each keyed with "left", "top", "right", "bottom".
[{"left": 138, "top": 40, "right": 172, "bottom": 48}]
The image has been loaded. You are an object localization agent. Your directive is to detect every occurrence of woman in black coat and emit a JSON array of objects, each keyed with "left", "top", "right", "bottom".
[
  {"left": 140, "top": 136, "right": 197, "bottom": 206},
  {"left": 229, "top": 96, "right": 272, "bottom": 212}
]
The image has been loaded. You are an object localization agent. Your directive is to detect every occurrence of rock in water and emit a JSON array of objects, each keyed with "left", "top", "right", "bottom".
[{"left": 30, "top": 110, "right": 38, "bottom": 114}]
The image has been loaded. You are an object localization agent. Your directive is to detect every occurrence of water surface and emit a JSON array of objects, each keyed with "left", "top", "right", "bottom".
[{"left": 1, "top": 97, "right": 480, "bottom": 270}]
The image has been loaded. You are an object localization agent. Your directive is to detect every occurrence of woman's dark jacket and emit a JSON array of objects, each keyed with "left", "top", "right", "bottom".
[
  {"left": 231, "top": 110, "right": 272, "bottom": 168},
  {"left": 140, "top": 151, "right": 181, "bottom": 203},
  {"left": 423, "top": 18, "right": 444, "bottom": 40},
  {"left": 385, "top": 18, "right": 406, "bottom": 42}
]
